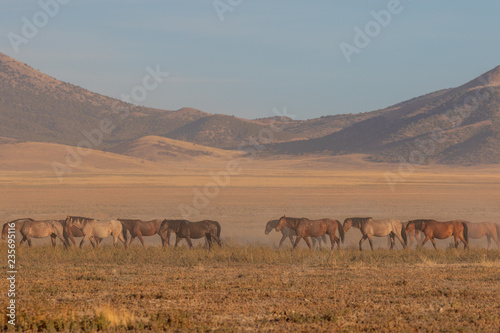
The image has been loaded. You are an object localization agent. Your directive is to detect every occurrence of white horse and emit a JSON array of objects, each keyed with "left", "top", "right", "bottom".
[
  {"left": 64, "top": 216, "right": 127, "bottom": 248},
  {"left": 343, "top": 217, "right": 407, "bottom": 250}
]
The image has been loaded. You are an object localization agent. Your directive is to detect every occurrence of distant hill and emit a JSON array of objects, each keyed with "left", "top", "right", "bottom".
[
  {"left": 272, "top": 66, "right": 500, "bottom": 164},
  {"left": 165, "top": 114, "right": 299, "bottom": 149},
  {"left": 111, "top": 135, "right": 242, "bottom": 162}
]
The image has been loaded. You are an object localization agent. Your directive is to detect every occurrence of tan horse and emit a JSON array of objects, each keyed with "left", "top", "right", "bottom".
[
  {"left": 64, "top": 216, "right": 127, "bottom": 248},
  {"left": 19, "top": 220, "right": 69, "bottom": 248},
  {"left": 275, "top": 216, "right": 344, "bottom": 250},
  {"left": 118, "top": 218, "right": 167, "bottom": 248},
  {"left": 405, "top": 219, "right": 468, "bottom": 249},
  {"left": 1, "top": 218, "right": 33, "bottom": 240},
  {"left": 464, "top": 222, "right": 499, "bottom": 249},
  {"left": 264, "top": 219, "right": 327, "bottom": 248},
  {"left": 159, "top": 219, "right": 222, "bottom": 249},
  {"left": 343, "top": 217, "right": 407, "bottom": 251}
]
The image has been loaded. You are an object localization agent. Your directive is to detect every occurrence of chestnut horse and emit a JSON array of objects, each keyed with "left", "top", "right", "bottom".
[
  {"left": 265, "top": 219, "right": 327, "bottom": 248},
  {"left": 275, "top": 216, "right": 344, "bottom": 250},
  {"left": 64, "top": 216, "right": 127, "bottom": 248},
  {"left": 343, "top": 217, "right": 407, "bottom": 251},
  {"left": 464, "top": 222, "right": 499, "bottom": 249},
  {"left": 159, "top": 219, "right": 222, "bottom": 249},
  {"left": 118, "top": 218, "right": 167, "bottom": 248},
  {"left": 405, "top": 219, "right": 468, "bottom": 249}
]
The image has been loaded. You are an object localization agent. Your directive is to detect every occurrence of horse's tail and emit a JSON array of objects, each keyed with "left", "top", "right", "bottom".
[
  {"left": 121, "top": 222, "right": 128, "bottom": 242},
  {"left": 216, "top": 221, "right": 221, "bottom": 238},
  {"left": 401, "top": 223, "right": 408, "bottom": 247},
  {"left": 462, "top": 222, "right": 469, "bottom": 244},
  {"left": 337, "top": 220, "right": 345, "bottom": 243},
  {"left": 496, "top": 224, "right": 500, "bottom": 243}
]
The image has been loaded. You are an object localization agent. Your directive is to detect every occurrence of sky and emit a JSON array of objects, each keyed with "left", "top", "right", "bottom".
[{"left": 1, "top": 0, "right": 499, "bottom": 120}]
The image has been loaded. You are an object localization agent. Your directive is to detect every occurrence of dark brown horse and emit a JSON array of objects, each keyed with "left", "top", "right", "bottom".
[
  {"left": 159, "top": 219, "right": 222, "bottom": 249},
  {"left": 405, "top": 219, "right": 468, "bottom": 249},
  {"left": 118, "top": 218, "right": 167, "bottom": 248},
  {"left": 275, "top": 216, "right": 344, "bottom": 250}
]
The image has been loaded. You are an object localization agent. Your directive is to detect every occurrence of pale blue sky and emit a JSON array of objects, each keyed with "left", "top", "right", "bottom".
[{"left": 1, "top": 0, "right": 499, "bottom": 119}]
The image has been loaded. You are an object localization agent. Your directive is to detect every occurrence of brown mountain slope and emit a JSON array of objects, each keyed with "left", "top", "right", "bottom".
[
  {"left": 0, "top": 53, "right": 210, "bottom": 146},
  {"left": 272, "top": 66, "right": 500, "bottom": 164}
]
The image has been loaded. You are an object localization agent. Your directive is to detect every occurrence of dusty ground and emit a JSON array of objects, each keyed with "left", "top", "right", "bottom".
[{"left": 1, "top": 155, "right": 499, "bottom": 331}]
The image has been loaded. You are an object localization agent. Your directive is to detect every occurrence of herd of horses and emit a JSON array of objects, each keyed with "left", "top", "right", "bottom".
[{"left": 2, "top": 215, "right": 500, "bottom": 251}]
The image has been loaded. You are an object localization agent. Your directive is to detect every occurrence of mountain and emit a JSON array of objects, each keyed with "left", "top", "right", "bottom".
[
  {"left": 0, "top": 53, "right": 209, "bottom": 146},
  {"left": 272, "top": 66, "right": 500, "bottom": 165}
]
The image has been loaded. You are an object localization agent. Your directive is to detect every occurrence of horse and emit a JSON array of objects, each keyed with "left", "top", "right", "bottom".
[
  {"left": 19, "top": 219, "right": 69, "bottom": 248},
  {"left": 63, "top": 216, "right": 127, "bottom": 248},
  {"left": 118, "top": 218, "right": 167, "bottom": 248},
  {"left": 275, "top": 216, "right": 344, "bottom": 250},
  {"left": 405, "top": 219, "right": 468, "bottom": 249},
  {"left": 343, "top": 217, "right": 407, "bottom": 251},
  {"left": 463, "top": 222, "right": 499, "bottom": 249},
  {"left": 159, "top": 219, "right": 222, "bottom": 249},
  {"left": 264, "top": 219, "right": 327, "bottom": 248},
  {"left": 1, "top": 218, "right": 33, "bottom": 240}
]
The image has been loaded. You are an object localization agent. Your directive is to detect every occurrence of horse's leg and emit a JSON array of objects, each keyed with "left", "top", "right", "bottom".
[
  {"left": 389, "top": 233, "right": 395, "bottom": 250},
  {"left": 289, "top": 235, "right": 295, "bottom": 246},
  {"left": 458, "top": 234, "right": 468, "bottom": 250},
  {"left": 206, "top": 235, "right": 213, "bottom": 250},
  {"left": 421, "top": 235, "right": 431, "bottom": 248},
  {"left": 429, "top": 237, "right": 437, "bottom": 250},
  {"left": 454, "top": 233, "right": 459, "bottom": 249},
  {"left": 359, "top": 235, "right": 368, "bottom": 251},
  {"left": 137, "top": 233, "right": 146, "bottom": 249},
  {"left": 175, "top": 236, "right": 181, "bottom": 247},
  {"left": 20, "top": 236, "right": 27, "bottom": 246},
  {"left": 395, "top": 232, "right": 406, "bottom": 249},
  {"left": 367, "top": 235, "right": 374, "bottom": 251},
  {"left": 186, "top": 236, "right": 194, "bottom": 249},
  {"left": 303, "top": 237, "right": 313, "bottom": 250},
  {"left": 50, "top": 235, "right": 57, "bottom": 247},
  {"left": 80, "top": 235, "right": 89, "bottom": 249},
  {"left": 26, "top": 234, "right": 32, "bottom": 247},
  {"left": 486, "top": 235, "right": 491, "bottom": 250},
  {"left": 278, "top": 234, "right": 287, "bottom": 248},
  {"left": 292, "top": 236, "right": 302, "bottom": 250},
  {"left": 311, "top": 237, "right": 317, "bottom": 249}
]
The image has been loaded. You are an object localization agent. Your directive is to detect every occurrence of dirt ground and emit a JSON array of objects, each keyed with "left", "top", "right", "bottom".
[{"left": 1, "top": 156, "right": 499, "bottom": 331}]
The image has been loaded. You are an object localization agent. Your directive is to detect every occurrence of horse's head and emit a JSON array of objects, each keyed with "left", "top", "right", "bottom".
[
  {"left": 276, "top": 216, "right": 287, "bottom": 231},
  {"left": 405, "top": 220, "right": 419, "bottom": 233},
  {"left": 264, "top": 220, "right": 276, "bottom": 235},
  {"left": 343, "top": 218, "right": 353, "bottom": 232}
]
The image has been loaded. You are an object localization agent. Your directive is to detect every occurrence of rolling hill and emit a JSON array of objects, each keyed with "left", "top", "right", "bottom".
[{"left": 111, "top": 135, "right": 243, "bottom": 162}]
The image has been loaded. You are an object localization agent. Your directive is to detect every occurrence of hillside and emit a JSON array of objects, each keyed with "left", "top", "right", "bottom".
[
  {"left": 0, "top": 141, "right": 164, "bottom": 172},
  {"left": 272, "top": 66, "right": 500, "bottom": 164},
  {"left": 111, "top": 135, "right": 243, "bottom": 162},
  {"left": 0, "top": 53, "right": 209, "bottom": 146},
  {"left": 165, "top": 114, "right": 299, "bottom": 149}
]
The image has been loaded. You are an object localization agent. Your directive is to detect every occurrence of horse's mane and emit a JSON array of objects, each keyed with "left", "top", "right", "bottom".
[
  {"left": 9, "top": 218, "right": 34, "bottom": 223},
  {"left": 68, "top": 216, "right": 94, "bottom": 223},
  {"left": 349, "top": 217, "right": 372, "bottom": 227}
]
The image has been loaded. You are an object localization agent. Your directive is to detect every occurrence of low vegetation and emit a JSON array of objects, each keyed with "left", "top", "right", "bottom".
[{"left": 1, "top": 243, "right": 499, "bottom": 332}]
